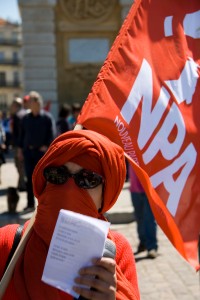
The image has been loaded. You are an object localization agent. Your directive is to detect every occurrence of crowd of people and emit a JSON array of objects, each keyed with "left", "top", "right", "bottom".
[{"left": 0, "top": 91, "right": 82, "bottom": 212}]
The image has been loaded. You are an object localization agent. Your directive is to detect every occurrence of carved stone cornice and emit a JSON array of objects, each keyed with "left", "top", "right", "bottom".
[
  {"left": 18, "top": 0, "right": 57, "bottom": 6},
  {"left": 60, "top": 0, "right": 117, "bottom": 24},
  {"left": 66, "top": 64, "right": 100, "bottom": 82}
]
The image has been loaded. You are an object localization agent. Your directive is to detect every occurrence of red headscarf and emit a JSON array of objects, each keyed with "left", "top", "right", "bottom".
[{"left": 12, "top": 130, "right": 138, "bottom": 299}]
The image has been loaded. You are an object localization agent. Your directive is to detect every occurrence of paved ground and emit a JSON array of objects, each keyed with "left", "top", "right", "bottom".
[{"left": 0, "top": 153, "right": 199, "bottom": 299}]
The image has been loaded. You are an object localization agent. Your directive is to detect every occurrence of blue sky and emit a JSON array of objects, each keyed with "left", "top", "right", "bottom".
[{"left": 0, "top": 0, "right": 21, "bottom": 23}]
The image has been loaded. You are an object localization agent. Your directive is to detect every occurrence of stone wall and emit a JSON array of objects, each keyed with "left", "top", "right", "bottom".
[{"left": 18, "top": 0, "right": 58, "bottom": 116}]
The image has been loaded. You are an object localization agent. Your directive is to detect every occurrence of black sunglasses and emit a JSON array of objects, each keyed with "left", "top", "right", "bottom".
[{"left": 43, "top": 165, "right": 103, "bottom": 189}]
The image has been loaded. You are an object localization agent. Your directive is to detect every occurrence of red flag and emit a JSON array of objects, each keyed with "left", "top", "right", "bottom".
[{"left": 77, "top": 0, "right": 200, "bottom": 270}]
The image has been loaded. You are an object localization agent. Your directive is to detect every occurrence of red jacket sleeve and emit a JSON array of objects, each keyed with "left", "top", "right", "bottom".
[{"left": 111, "top": 230, "right": 140, "bottom": 299}]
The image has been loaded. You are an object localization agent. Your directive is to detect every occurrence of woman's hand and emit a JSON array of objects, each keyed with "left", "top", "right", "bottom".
[{"left": 73, "top": 257, "right": 117, "bottom": 300}]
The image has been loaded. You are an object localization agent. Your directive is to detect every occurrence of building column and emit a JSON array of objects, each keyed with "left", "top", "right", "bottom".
[{"left": 18, "top": 0, "right": 58, "bottom": 117}]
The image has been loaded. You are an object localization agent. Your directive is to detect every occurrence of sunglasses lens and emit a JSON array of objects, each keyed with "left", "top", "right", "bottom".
[
  {"left": 75, "top": 170, "right": 103, "bottom": 189},
  {"left": 43, "top": 166, "right": 103, "bottom": 189},
  {"left": 43, "top": 166, "right": 68, "bottom": 184}
]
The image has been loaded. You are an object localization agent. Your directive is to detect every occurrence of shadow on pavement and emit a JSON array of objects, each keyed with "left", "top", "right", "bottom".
[
  {"left": 134, "top": 253, "right": 161, "bottom": 263},
  {"left": 0, "top": 188, "right": 8, "bottom": 196},
  {"left": 105, "top": 212, "right": 136, "bottom": 224},
  {"left": 0, "top": 211, "right": 32, "bottom": 227}
]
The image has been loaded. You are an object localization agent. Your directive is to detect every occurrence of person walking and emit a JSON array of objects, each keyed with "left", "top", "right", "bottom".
[
  {"left": 56, "top": 103, "right": 71, "bottom": 136},
  {"left": 10, "top": 97, "right": 27, "bottom": 191},
  {"left": 129, "top": 164, "right": 158, "bottom": 258},
  {"left": 67, "top": 102, "right": 82, "bottom": 129},
  {"left": 18, "top": 91, "right": 55, "bottom": 212}
]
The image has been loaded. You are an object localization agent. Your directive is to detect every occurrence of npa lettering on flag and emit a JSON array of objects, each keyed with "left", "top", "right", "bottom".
[{"left": 77, "top": 0, "right": 200, "bottom": 270}]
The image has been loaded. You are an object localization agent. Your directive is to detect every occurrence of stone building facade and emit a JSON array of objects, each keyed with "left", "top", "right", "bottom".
[
  {"left": 18, "top": 0, "right": 133, "bottom": 117},
  {"left": 0, "top": 19, "right": 23, "bottom": 109}
]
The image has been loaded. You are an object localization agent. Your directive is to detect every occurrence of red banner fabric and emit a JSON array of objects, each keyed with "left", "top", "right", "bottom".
[{"left": 77, "top": 0, "right": 200, "bottom": 270}]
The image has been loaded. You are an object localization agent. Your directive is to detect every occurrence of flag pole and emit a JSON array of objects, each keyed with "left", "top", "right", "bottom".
[{"left": 74, "top": 124, "right": 83, "bottom": 130}]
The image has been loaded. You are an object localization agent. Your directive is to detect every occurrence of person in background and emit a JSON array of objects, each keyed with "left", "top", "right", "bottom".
[
  {"left": 23, "top": 94, "right": 31, "bottom": 112},
  {"left": 10, "top": 97, "right": 27, "bottom": 191},
  {"left": 56, "top": 103, "right": 71, "bottom": 136},
  {"left": 18, "top": 91, "right": 55, "bottom": 212},
  {"left": 129, "top": 164, "right": 158, "bottom": 258},
  {"left": 0, "top": 130, "right": 140, "bottom": 300},
  {"left": 67, "top": 102, "right": 82, "bottom": 129},
  {"left": 2, "top": 111, "right": 11, "bottom": 153}
]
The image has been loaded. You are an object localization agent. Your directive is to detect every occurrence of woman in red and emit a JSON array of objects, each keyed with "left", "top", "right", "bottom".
[{"left": 0, "top": 130, "right": 140, "bottom": 300}]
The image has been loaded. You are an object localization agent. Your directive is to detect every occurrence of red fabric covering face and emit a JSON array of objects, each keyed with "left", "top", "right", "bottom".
[
  {"left": 34, "top": 180, "right": 99, "bottom": 245},
  {"left": 33, "top": 130, "right": 126, "bottom": 213},
  {"left": 10, "top": 130, "right": 139, "bottom": 299}
]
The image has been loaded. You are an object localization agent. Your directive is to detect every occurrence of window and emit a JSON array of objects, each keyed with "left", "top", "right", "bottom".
[
  {"left": 0, "top": 52, "right": 4, "bottom": 62},
  {"left": 0, "top": 72, "right": 6, "bottom": 86},
  {"left": 0, "top": 94, "right": 7, "bottom": 110},
  {"left": 13, "top": 71, "right": 19, "bottom": 86},
  {"left": 12, "top": 32, "right": 18, "bottom": 42},
  {"left": 68, "top": 38, "right": 109, "bottom": 63},
  {"left": 13, "top": 52, "right": 18, "bottom": 62},
  {"left": 0, "top": 32, "right": 4, "bottom": 43}
]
